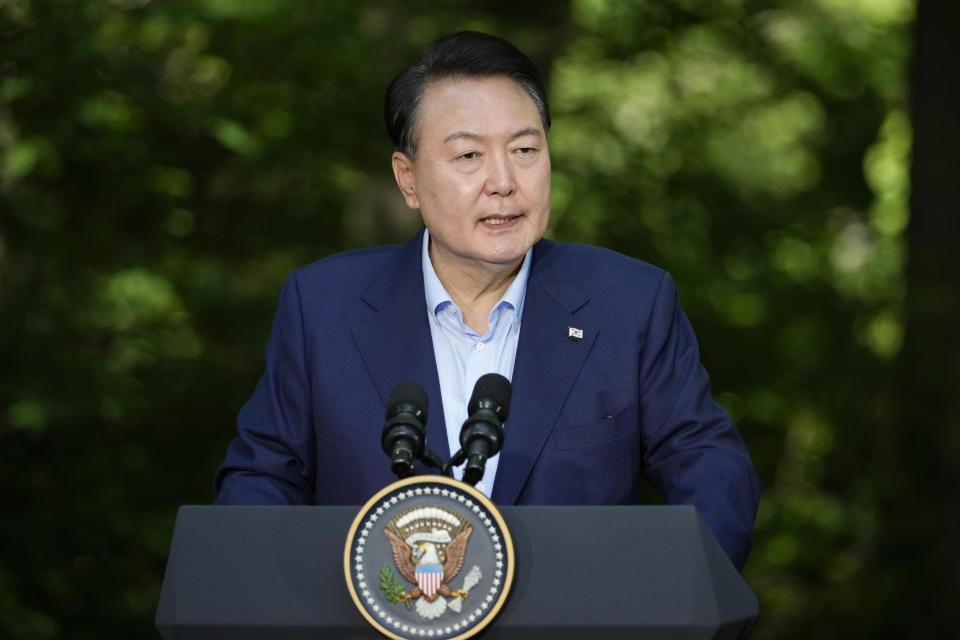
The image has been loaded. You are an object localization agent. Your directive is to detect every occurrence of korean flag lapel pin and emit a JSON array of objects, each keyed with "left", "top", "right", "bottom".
[{"left": 567, "top": 326, "right": 584, "bottom": 341}]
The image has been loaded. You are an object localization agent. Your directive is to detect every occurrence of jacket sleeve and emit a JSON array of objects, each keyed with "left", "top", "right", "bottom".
[
  {"left": 639, "top": 272, "right": 762, "bottom": 570},
  {"left": 213, "top": 272, "right": 317, "bottom": 505}
]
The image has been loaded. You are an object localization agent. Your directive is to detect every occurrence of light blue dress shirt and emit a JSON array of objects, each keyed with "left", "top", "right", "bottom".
[{"left": 421, "top": 228, "right": 531, "bottom": 498}]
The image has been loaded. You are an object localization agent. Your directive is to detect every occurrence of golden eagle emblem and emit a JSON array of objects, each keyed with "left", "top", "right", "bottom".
[{"left": 381, "top": 505, "right": 480, "bottom": 619}]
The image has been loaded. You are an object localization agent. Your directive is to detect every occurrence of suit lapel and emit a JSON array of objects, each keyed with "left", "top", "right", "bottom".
[
  {"left": 493, "top": 240, "right": 597, "bottom": 504},
  {"left": 351, "top": 234, "right": 596, "bottom": 498},
  {"left": 351, "top": 229, "right": 450, "bottom": 463}
]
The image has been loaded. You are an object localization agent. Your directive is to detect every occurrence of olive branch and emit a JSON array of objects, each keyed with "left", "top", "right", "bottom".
[{"left": 379, "top": 565, "right": 412, "bottom": 609}]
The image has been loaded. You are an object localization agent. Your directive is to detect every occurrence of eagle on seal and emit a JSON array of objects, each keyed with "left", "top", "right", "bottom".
[{"left": 384, "top": 524, "right": 473, "bottom": 603}]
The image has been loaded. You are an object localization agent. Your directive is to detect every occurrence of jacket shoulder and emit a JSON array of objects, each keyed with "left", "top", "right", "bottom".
[
  {"left": 292, "top": 244, "right": 400, "bottom": 284},
  {"left": 535, "top": 239, "right": 670, "bottom": 294}
]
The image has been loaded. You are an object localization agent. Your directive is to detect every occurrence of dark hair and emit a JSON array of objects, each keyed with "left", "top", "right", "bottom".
[{"left": 384, "top": 31, "right": 551, "bottom": 157}]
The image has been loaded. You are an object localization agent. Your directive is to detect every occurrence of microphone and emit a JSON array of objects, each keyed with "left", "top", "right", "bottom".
[
  {"left": 381, "top": 382, "right": 430, "bottom": 479},
  {"left": 447, "top": 373, "right": 512, "bottom": 486},
  {"left": 382, "top": 382, "right": 445, "bottom": 478}
]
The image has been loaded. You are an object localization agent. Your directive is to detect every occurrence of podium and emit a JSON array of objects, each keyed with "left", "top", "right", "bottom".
[{"left": 156, "top": 505, "right": 758, "bottom": 639}]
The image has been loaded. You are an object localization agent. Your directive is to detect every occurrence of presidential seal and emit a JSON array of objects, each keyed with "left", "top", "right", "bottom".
[{"left": 344, "top": 475, "right": 515, "bottom": 640}]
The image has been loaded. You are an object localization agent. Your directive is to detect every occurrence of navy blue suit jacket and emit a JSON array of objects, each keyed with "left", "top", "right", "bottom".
[{"left": 214, "top": 230, "right": 761, "bottom": 569}]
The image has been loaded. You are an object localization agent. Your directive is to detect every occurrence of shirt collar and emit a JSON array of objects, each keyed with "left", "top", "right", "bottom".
[{"left": 421, "top": 227, "right": 532, "bottom": 323}]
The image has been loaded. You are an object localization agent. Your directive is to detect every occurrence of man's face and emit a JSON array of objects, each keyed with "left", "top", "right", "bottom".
[{"left": 392, "top": 76, "right": 551, "bottom": 276}]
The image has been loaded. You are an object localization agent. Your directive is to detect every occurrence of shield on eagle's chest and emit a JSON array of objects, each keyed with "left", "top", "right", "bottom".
[{"left": 415, "top": 563, "right": 444, "bottom": 598}]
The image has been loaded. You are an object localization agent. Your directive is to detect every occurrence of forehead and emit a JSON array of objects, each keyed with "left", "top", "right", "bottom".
[{"left": 415, "top": 76, "right": 543, "bottom": 144}]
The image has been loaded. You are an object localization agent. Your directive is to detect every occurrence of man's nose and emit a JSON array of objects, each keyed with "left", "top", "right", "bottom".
[{"left": 484, "top": 152, "right": 516, "bottom": 196}]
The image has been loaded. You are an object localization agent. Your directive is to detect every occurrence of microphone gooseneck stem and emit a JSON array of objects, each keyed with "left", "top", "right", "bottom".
[
  {"left": 421, "top": 449, "right": 445, "bottom": 471},
  {"left": 443, "top": 449, "right": 466, "bottom": 476}
]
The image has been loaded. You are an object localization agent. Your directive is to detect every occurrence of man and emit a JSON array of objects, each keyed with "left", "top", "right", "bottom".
[{"left": 214, "top": 31, "right": 761, "bottom": 570}]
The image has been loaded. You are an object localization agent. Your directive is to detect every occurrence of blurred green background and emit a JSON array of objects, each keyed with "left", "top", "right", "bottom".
[{"left": 2, "top": 0, "right": 957, "bottom": 637}]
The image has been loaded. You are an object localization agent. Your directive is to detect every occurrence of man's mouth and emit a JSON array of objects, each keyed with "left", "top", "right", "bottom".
[{"left": 481, "top": 214, "right": 520, "bottom": 226}]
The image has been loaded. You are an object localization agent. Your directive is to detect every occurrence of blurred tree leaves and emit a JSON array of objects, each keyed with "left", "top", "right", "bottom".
[
  {"left": 548, "top": 1, "right": 914, "bottom": 637},
  {"left": 0, "top": 1, "right": 571, "bottom": 637},
  {"left": 0, "top": 0, "right": 935, "bottom": 637}
]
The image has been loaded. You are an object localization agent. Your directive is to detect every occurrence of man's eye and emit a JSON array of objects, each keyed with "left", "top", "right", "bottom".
[
  {"left": 458, "top": 151, "right": 479, "bottom": 160},
  {"left": 516, "top": 147, "right": 536, "bottom": 155}
]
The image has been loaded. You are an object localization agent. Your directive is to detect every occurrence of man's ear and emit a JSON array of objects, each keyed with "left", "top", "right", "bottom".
[{"left": 391, "top": 151, "right": 420, "bottom": 210}]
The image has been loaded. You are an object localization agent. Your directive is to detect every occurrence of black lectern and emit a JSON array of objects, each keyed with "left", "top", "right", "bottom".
[{"left": 156, "top": 505, "right": 758, "bottom": 639}]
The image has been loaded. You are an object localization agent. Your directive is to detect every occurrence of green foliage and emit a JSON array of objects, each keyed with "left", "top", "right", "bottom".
[
  {"left": 548, "top": 1, "right": 914, "bottom": 637},
  {"left": 0, "top": 2, "right": 568, "bottom": 637},
  {"left": 379, "top": 564, "right": 408, "bottom": 604},
  {"left": 0, "top": 0, "right": 930, "bottom": 637}
]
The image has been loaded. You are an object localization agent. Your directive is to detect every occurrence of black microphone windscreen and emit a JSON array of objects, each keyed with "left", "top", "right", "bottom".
[
  {"left": 468, "top": 373, "right": 512, "bottom": 420},
  {"left": 386, "top": 382, "right": 428, "bottom": 420}
]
